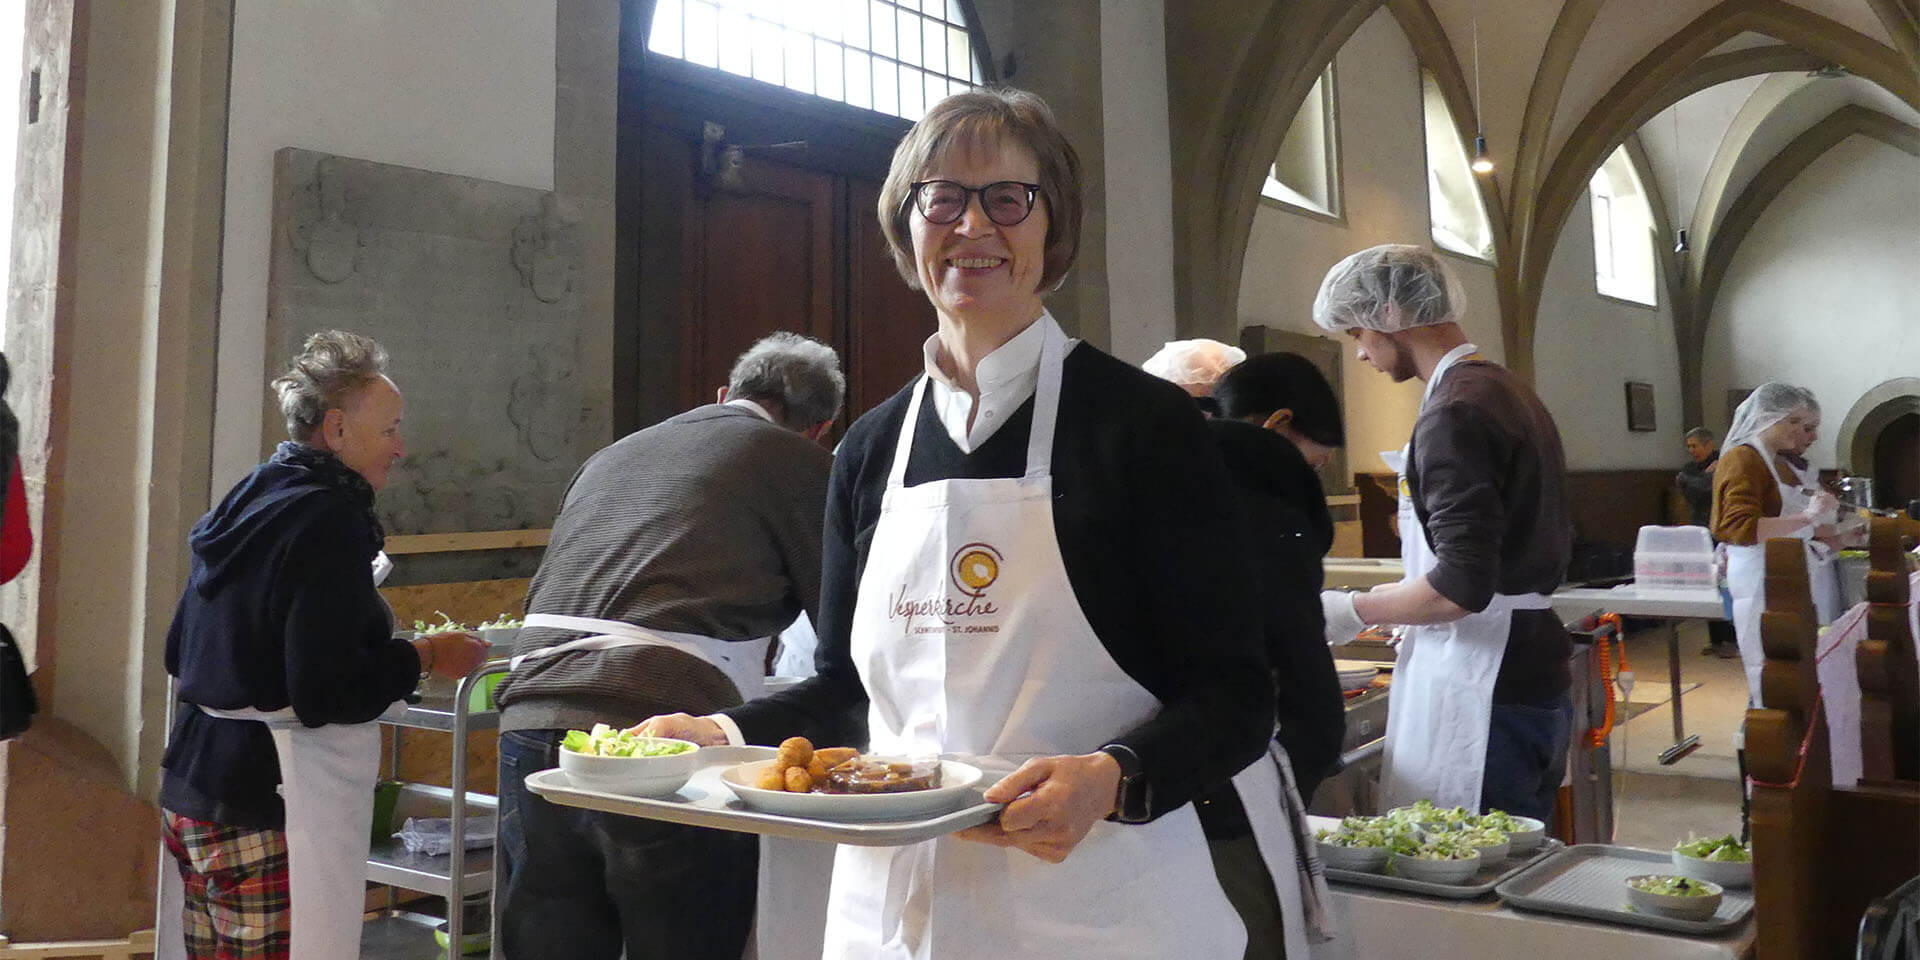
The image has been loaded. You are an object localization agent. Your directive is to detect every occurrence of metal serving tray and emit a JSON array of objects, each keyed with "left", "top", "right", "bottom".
[
  {"left": 1322, "top": 839, "right": 1565, "bottom": 900},
  {"left": 523, "top": 746, "right": 1002, "bottom": 847},
  {"left": 1494, "top": 844, "right": 1754, "bottom": 936}
]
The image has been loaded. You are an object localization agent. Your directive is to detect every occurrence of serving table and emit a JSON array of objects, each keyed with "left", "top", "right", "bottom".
[
  {"left": 1551, "top": 584, "right": 1726, "bottom": 764},
  {"left": 1308, "top": 886, "right": 1755, "bottom": 960}
]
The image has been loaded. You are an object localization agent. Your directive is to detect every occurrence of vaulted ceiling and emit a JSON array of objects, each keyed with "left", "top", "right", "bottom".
[{"left": 1165, "top": 0, "right": 1920, "bottom": 422}]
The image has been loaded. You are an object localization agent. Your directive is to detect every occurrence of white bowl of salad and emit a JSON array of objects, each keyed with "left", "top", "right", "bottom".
[
  {"left": 558, "top": 724, "right": 701, "bottom": 796},
  {"left": 1388, "top": 833, "right": 1481, "bottom": 884},
  {"left": 1479, "top": 810, "right": 1545, "bottom": 853},
  {"left": 1671, "top": 833, "right": 1752, "bottom": 888},
  {"left": 1625, "top": 874, "right": 1722, "bottom": 920},
  {"left": 1313, "top": 817, "right": 1394, "bottom": 873}
]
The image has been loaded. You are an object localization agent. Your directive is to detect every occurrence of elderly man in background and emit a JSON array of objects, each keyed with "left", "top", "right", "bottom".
[
  {"left": 1314, "top": 245, "right": 1575, "bottom": 823},
  {"left": 492, "top": 332, "right": 843, "bottom": 960},
  {"left": 1142, "top": 338, "right": 1246, "bottom": 415},
  {"left": 1677, "top": 427, "right": 1738, "bottom": 657}
]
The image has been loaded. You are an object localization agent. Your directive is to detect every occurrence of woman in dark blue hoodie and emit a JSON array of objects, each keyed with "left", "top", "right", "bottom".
[{"left": 157, "top": 331, "right": 488, "bottom": 960}]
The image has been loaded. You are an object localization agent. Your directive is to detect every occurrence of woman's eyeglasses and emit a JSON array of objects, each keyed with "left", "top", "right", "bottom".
[{"left": 908, "top": 180, "right": 1043, "bottom": 226}]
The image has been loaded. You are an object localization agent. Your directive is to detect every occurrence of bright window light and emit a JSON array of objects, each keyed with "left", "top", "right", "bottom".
[
  {"left": 1262, "top": 67, "right": 1339, "bottom": 217},
  {"left": 1589, "top": 146, "right": 1658, "bottom": 306},
  {"left": 1421, "top": 72, "right": 1495, "bottom": 261},
  {"left": 650, "top": 0, "right": 979, "bottom": 121}
]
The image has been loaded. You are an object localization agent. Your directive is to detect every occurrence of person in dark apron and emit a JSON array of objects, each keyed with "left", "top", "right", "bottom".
[
  {"left": 640, "top": 87, "right": 1306, "bottom": 958},
  {"left": 157, "top": 331, "right": 489, "bottom": 960}
]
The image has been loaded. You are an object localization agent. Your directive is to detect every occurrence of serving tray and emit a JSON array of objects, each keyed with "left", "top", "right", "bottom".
[
  {"left": 1309, "top": 814, "right": 1562, "bottom": 900},
  {"left": 524, "top": 745, "right": 1002, "bottom": 847},
  {"left": 1494, "top": 844, "right": 1754, "bottom": 936}
]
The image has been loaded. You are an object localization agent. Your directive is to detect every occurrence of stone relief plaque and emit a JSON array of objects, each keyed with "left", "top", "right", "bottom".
[{"left": 268, "top": 148, "right": 591, "bottom": 537}]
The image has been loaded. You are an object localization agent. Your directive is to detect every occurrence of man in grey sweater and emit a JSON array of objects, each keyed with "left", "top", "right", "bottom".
[{"left": 494, "top": 332, "right": 842, "bottom": 960}]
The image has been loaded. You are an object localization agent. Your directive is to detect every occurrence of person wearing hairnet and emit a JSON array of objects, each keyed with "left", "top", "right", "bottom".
[
  {"left": 1710, "top": 383, "right": 1843, "bottom": 705},
  {"left": 1142, "top": 339, "right": 1246, "bottom": 415},
  {"left": 1313, "top": 245, "right": 1575, "bottom": 821}
]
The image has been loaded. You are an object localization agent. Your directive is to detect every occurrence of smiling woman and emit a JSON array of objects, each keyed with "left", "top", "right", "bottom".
[{"left": 637, "top": 87, "right": 1322, "bottom": 959}]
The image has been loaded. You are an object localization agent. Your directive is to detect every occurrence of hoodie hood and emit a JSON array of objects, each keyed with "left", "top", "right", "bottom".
[{"left": 189, "top": 445, "right": 375, "bottom": 595}]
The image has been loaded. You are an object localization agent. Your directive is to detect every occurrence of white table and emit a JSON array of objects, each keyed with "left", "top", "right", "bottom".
[
  {"left": 1551, "top": 584, "right": 1727, "bottom": 765},
  {"left": 1309, "top": 887, "right": 1755, "bottom": 960}
]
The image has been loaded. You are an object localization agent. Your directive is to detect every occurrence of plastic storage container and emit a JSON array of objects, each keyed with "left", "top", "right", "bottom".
[{"left": 1633, "top": 525, "right": 1716, "bottom": 589}]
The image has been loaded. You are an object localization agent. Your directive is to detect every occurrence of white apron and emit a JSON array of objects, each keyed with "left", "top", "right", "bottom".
[
  {"left": 820, "top": 320, "right": 1277, "bottom": 959},
  {"left": 157, "top": 551, "right": 398, "bottom": 960},
  {"left": 512, "top": 615, "right": 831, "bottom": 960},
  {"left": 1379, "top": 344, "right": 1555, "bottom": 814},
  {"left": 1724, "top": 442, "right": 1832, "bottom": 706}
]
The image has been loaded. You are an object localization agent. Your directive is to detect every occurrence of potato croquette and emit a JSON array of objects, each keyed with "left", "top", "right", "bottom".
[
  {"left": 806, "top": 755, "right": 830, "bottom": 779},
  {"left": 784, "top": 766, "right": 815, "bottom": 792},
  {"left": 755, "top": 765, "right": 787, "bottom": 791},
  {"left": 776, "top": 736, "right": 814, "bottom": 769},
  {"left": 813, "top": 747, "right": 858, "bottom": 768}
]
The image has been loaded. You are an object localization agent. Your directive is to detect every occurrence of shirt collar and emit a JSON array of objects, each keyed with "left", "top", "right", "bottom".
[
  {"left": 920, "top": 311, "right": 1054, "bottom": 390},
  {"left": 724, "top": 398, "right": 777, "bottom": 424}
]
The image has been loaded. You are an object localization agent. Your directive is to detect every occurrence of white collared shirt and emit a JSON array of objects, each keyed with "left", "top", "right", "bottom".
[
  {"left": 724, "top": 397, "right": 777, "bottom": 424},
  {"left": 920, "top": 312, "right": 1056, "bottom": 453}
]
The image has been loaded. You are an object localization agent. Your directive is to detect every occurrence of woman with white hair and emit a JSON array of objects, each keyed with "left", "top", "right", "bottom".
[
  {"left": 1142, "top": 338, "right": 1246, "bottom": 413},
  {"left": 157, "top": 332, "right": 489, "bottom": 960},
  {"left": 1711, "top": 382, "right": 1841, "bottom": 705}
]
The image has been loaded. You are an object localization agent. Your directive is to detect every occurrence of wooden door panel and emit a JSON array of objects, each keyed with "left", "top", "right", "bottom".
[
  {"left": 846, "top": 177, "right": 937, "bottom": 420},
  {"left": 687, "top": 155, "right": 839, "bottom": 411}
]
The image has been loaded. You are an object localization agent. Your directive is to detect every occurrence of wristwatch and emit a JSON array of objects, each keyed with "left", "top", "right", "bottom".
[{"left": 1100, "top": 743, "right": 1152, "bottom": 824}]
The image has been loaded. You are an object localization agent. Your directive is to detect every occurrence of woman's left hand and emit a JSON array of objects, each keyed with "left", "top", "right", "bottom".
[{"left": 954, "top": 752, "right": 1121, "bottom": 863}]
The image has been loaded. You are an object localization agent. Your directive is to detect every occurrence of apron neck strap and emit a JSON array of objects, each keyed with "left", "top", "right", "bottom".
[
  {"left": 1419, "top": 342, "right": 1481, "bottom": 412},
  {"left": 886, "top": 316, "right": 1068, "bottom": 488}
]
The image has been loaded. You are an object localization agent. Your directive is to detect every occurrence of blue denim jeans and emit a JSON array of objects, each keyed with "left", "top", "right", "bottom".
[
  {"left": 496, "top": 728, "right": 758, "bottom": 960},
  {"left": 1480, "top": 695, "right": 1574, "bottom": 821}
]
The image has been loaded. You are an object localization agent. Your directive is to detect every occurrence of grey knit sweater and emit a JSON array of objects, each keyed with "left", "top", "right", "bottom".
[{"left": 496, "top": 404, "right": 830, "bottom": 733}]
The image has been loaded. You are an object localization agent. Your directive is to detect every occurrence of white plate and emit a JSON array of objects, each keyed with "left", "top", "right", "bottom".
[
  {"left": 1333, "top": 659, "right": 1383, "bottom": 673},
  {"left": 720, "top": 759, "right": 984, "bottom": 821}
]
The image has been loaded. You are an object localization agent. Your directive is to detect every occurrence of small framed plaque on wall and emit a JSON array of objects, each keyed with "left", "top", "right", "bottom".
[{"left": 1625, "top": 381, "right": 1657, "bottom": 432}]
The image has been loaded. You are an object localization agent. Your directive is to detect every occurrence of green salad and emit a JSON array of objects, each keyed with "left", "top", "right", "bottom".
[
  {"left": 1479, "top": 810, "right": 1523, "bottom": 833},
  {"left": 1461, "top": 826, "right": 1509, "bottom": 848},
  {"left": 1674, "top": 833, "right": 1750, "bottom": 862},
  {"left": 477, "top": 615, "right": 523, "bottom": 630},
  {"left": 1401, "top": 832, "right": 1478, "bottom": 861},
  {"left": 1631, "top": 875, "right": 1716, "bottom": 897},
  {"left": 561, "top": 723, "right": 696, "bottom": 758},
  {"left": 413, "top": 611, "right": 468, "bottom": 635}
]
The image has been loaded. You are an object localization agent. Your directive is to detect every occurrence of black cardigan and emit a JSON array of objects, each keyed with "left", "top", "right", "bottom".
[
  {"left": 724, "top": 344, "right": 1274, "bottom": 822},
  {"left": 159, "top": 453, "right": 419, "bottom": 829}
]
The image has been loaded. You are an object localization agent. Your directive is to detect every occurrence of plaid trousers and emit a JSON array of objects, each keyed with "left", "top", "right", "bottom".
[{"left": 161, "top": 810, "right": 292, "bottom": 960}]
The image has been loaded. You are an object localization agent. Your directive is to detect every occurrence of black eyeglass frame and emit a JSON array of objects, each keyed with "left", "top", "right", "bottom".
[{"left": 906, "top": 179, "right": 1045, "bottom": 226}]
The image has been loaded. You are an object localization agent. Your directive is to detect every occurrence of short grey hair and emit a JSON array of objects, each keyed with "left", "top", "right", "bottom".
[
  {"left": 270, "top": 330, "right": 390, "bottom": 441},
  {"left": 1684, "top": 427, "right": 1715, "bottom": 443},
  {"left": 727, "top": 332, "right": 845, "bottom": 428}
]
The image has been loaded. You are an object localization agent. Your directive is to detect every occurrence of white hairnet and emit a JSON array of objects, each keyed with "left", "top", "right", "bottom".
[
  {"left": 1310, "top": 244, "right": 1466, "bottom": 334},
  {"left": 1142, "top": 339, "right": 1246, "bottom": 389},
  {"left": 1723, "top": 381, "right": 1820, "bottom": 453}
]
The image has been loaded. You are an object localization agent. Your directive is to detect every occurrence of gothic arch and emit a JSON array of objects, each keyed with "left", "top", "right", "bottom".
[{"left": 1837, "top": 378, "right": 1920, "bottom": 475}]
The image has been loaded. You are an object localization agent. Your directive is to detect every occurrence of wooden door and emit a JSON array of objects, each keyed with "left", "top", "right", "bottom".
[
  {"left": 847, "top": 177, "right": 937, "bottom": 415},
  {"left": 1873, "top": 411, "right": 1919, "bottom": 510}
]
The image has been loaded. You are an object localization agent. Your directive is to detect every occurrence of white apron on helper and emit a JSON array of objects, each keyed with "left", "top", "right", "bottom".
[
  {"left": 1723, "top": 442, "right": 1833, "bottom": 706},
  {"left": 157, "top": 551, "right": 398, "bottom": 960},
  {"left": 818, "top": 318, "right": 1300, "bottom": 960},
  {"left": 511, "top": 615, "right": 829, "bottom": 960},
  {"left": 1378, "top": 344, "right": 1554, "bottom": 814}
]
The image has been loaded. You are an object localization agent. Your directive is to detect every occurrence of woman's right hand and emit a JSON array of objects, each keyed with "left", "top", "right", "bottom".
[
  {"left": 415, "top": 631, "right": 491, "bottom": 679},
  {"left": 629, "top": 713, "right": 730, "bottom": 746}
]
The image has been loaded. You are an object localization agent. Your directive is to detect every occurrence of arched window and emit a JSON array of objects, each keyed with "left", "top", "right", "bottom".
[
  {"left": 1589, "top": 146, "right": 1657, "bottom": 306},
  {"left": 647, "top": 0, "right": 982, "bottom": 121},
  {"left": 1421, "top": 72, "right": 1494, "bottom": 261},
  {"left": 1262, "top": 66, "right": 1340, "bottom": 216}
]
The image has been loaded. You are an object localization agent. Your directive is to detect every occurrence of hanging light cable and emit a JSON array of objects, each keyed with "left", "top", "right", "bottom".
[
  {"left": 1471, "top": 19, "right": 1493, "bottom": 174},
  {"left": 1671, "top": 103, "right": 1690, "bottom": 253}
]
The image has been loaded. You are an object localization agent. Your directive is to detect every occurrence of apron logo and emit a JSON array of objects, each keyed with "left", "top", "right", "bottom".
[
  {"left": 887, "top": 543, "right": 1004, "bottom": 634},
  {"left": 950, "top": 543, "right": 1003, "bottom": 598}
]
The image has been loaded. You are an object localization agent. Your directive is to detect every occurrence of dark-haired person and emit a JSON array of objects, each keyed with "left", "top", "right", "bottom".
[
  {"left": 1210, "top": 352, "right": 1347, "bottom": 796},
  {"left": 638, "top": 88, "right": 1318, "bottom": 958},
  {"left": 1191, "top": 351, "right": 1347, "bottom": 959},
  {"left": 158, "top": 332, "right": 489, "bottom": 960}
]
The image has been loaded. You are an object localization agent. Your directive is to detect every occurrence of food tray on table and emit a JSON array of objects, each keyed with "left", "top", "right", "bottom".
[
  {"left": 1307, "top": 815, "right": 1563, "bottom": 899},
  {"left": 524, "top": 745, "right": 1003, "bottom": 847},
  {"left": 1494, "top": 844, "right": 1754, "bottom": 935}
]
